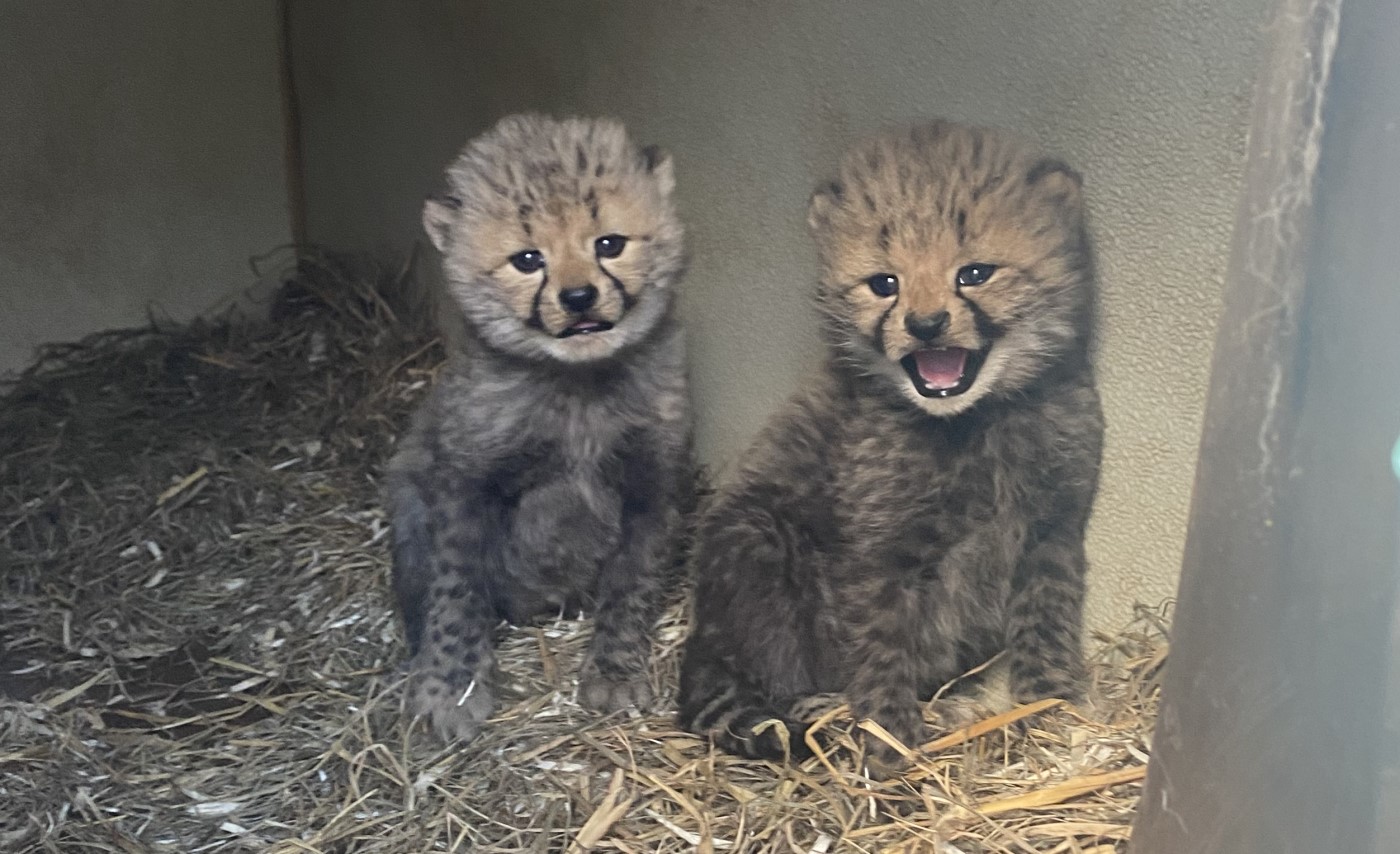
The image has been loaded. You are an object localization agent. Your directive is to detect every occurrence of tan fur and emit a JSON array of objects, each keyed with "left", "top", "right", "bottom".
[
  {"left": 810, "top": 123, "right": 1087, "bottom": 417},
  {"left": 458, "top": 178, "right": 673, "bottom": 335},
  {"left": 422, "top": 115, "right": 682, "bottom": 365}
]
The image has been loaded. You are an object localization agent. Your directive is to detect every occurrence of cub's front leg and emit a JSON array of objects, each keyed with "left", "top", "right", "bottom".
[
  {"left": 840, "top": 577, "right": 941, "bottom": 779},
  {"left": 389, "top": 469, "right": 502, "bottom": 743},
  {"left": 1007, "top": 530, "right": 1089, "bottom": 708},
  {"left": 578, "top": 433, "right": 688, "bottom": 714},
  {"left": 404, "top": 572, "right": 498, "bottom": 742}
]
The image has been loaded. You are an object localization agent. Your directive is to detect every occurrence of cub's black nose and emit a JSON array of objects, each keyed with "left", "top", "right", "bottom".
[
  {"left": 905, "top": 310, "right": 950, "bottom": 342},
  {"left": 559, "top": 285, "right": 599, "bottom": 313}
]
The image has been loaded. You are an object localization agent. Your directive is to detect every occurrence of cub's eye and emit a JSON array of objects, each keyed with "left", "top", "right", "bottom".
[
  {"left": 865, "top": 273, "right": 900, "bottom": 298},
  {"left": 594, "top": 234, "right": 628, "bottom": 259},
  {"left": 956, "top": 264, "right": 998, "bottom": 287},
  {"left": 509, "top": 250, "right": 546, "bottom": 273}
]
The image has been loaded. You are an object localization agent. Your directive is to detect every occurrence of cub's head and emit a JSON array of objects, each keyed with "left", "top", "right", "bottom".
[
  {"left": 809, "top": 121, "right": 1093, "bottom": 417},
  {"left": 424, "top": 114, "right": 684, "bottom": 364}
]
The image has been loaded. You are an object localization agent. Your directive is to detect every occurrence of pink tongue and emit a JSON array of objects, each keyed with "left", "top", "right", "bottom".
[{"left": 913, "top": 348, "right": 968, "bottom": 389}]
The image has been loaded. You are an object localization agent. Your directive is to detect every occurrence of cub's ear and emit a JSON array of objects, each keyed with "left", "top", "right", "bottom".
[
  {"left": 640, "top": 144, "right": 676, "bottom": 196},
  {"left": 1026, "top": 158, "right": 1083, "bottom": 205},
  {"left": 422, "top": 192, "right": 462, "bottom": 252},
  {"left": 806, "top": 180, "right": 845, "bottom": 232}
]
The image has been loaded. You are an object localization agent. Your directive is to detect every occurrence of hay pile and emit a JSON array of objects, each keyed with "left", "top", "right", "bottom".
[{"left": 0, "top": 253, "right": 1165, "bottom": 853}]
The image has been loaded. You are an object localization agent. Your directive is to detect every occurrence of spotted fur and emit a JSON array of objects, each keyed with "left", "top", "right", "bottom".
[
  {"left": 677, "top": 121, "right": 1104, "bottom": 776},
  {"left": 388, "top": 114, "right": 693, "bottom": 742}
]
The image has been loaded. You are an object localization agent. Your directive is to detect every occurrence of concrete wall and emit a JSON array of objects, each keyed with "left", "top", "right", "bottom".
[
  {"left": 289, "top": 0, "right": 1272, "bottom": 631},
  {"left": 0, "top": 1, "right": 292, "bottom": 375}
]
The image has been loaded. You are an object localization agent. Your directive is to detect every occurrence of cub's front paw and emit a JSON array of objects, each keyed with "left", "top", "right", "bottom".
[
  {"left": 406, "top": 672, "right": 496, "bottom": 743},
  {"left": 578, "top": 662, "right": 653, "bottom": 714},
  {"left": 860, "top": 710, "right": 929, "bottom": 781},
  {"left": 929, "top": 695, "right": 996, "bottom": 731},
  {"left": 1008, "top": 674, "right": 1087, "bottom": 737}
]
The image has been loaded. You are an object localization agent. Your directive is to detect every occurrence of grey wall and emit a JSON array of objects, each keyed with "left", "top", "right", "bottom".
[
  {"left": 0, "top": 1, "right": 292, "bottom": 375},
  {"left": 289, "top": 0, "right": 1273, "bottom": 631}
]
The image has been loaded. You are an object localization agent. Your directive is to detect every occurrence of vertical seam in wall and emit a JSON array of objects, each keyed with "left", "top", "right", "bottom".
[{"left": 277, "top": 0, "right": 307, "bottom": 246}]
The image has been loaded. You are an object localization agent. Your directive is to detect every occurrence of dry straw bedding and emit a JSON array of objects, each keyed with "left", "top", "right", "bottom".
[{"left": 0, "top": 255, "right": 1166, "bottom": 853}]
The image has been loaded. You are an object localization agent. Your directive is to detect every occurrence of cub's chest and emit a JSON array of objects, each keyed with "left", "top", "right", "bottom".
[
  {"left": 840, "top": 416, "right": 1051, "bottom": 522},
  {"left": 496, "top": 387, "right": 636, "bottom": 471},
  {"left": 556, "top": 399, "right": 631, "bottom": 466}
]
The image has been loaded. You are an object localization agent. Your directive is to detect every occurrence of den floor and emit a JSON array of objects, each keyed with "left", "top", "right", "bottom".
[{"left": 0, "top": 263, "right": 1160, "bottom": 853}]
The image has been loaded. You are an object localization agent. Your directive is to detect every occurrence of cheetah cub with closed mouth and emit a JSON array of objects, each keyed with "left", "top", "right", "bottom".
[
  {"left": 387, "top": 114, "right": 693, "bottom": 742},
  {"left": 678, "top": 120, "right": 1104, "bottom": 776}
]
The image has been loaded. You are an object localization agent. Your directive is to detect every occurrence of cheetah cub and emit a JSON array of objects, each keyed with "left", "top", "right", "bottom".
[
  {"left": 387, "top": 115, "right": 693, "bottom": 742},
  {"left": 677, "top": 121, "right": 1104, "bottom": 776}
]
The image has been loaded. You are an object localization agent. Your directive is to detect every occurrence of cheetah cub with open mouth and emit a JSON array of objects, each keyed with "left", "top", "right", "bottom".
[
  {"left": 678, "top": 120, "right": 1104, "bottom": 777},
  {"left": 387, "top": 114, "right": 693, "bottom": 742}
]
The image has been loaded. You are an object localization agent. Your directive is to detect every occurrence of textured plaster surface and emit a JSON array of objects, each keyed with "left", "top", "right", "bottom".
[
  {"left": 290, "top": 0, "right": 1273, "bottom": 632},
  {"left": 0, "top": 1, "right": 291, "bottom": 375}
]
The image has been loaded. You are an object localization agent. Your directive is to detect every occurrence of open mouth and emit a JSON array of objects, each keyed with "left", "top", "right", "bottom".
[
  {"left": 557, "top": 319, "right": 615, "bottom": 338},
  {"left": 899, "top": 346, "right": 989, "bottom": 398}
]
